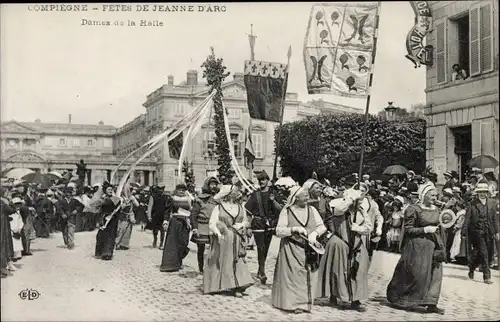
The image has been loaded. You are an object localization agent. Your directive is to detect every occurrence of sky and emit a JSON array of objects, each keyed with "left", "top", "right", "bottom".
[{"left": 1, "top": 2, "right": 426, "bottom": 127}]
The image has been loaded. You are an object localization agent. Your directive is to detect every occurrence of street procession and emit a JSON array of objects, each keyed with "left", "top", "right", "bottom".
[{"left": 1, "top": 1, "right": 499, "bottom": 321}]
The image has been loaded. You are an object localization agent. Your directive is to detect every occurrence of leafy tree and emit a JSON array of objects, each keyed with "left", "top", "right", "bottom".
[
  {"left": 182, "top": 160, "right": 196, "bottom": 193},
  {"left": 201, "top": 47, "right": 231, "bottom": 184},
  {"left": 276, "top": 113, "right": 426, "bottom": 184}
]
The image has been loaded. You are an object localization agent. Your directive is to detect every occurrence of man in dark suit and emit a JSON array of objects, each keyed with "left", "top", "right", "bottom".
[
  {"left": 57, "top": 186, "right": 80, "bottom": 249},
  {"left": 245, "top": 170, "right": 282, "bottom": 284},
  {"left": 461, "top": 181, "right": 499, "bottom": 284}
]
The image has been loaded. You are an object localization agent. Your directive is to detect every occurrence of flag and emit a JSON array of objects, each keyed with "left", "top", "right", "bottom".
[
  {"left": 244, "top": 60, "right": 288, "bottom": 122},
  {"left": 304, "top": 2, "right": 379, "bottom": 97},
  {"left": 244, "top": 126, "right": 256, "bottom": 169},
  {"left": 168, "top": 132, "right": 183, "bottom": 159}
]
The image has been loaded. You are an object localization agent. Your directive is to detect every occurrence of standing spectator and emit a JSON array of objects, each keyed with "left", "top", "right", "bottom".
[
  {"left": 56, "top": 187, "right": 79, "bottom": 249},
  {"left": 461, "top": 181, "right": 498, "bottom": 284},
  {"left": 443, "top": 171, "right": 454, "bottom": 190}
]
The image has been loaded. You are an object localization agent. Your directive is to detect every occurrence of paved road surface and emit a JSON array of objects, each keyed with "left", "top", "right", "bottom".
[{"left": 1, "top": 227, "right": 499, "bottom": 321}]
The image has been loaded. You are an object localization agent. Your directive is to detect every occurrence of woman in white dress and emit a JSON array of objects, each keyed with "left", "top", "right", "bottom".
[{"left": 10, "top": 197, "right": 25, "bottom": 261}]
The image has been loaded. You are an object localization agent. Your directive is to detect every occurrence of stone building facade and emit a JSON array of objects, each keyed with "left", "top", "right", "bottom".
[
  {"left": 0, "top": 119, "right": 157, "bottom": 185},
  {"left": 424, "top": 0, "right": 499, "bottom": 182}
]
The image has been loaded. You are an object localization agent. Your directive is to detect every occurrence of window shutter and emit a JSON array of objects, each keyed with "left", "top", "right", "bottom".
[
  {"left": 480, "top": 2, "right": 494, "bottom": 73},
  {"left": 435, "top": 19, "right": 447, "bottom": 84},
  {"left": 480, "top": 120, "right": 494, "bottom": 157},
  {"left": 469, "top": 5, "right": 481, "bottom": 76}
]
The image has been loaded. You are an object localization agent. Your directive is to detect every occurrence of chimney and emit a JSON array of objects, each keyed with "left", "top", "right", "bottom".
[
  {"left": 68, "top": 114, "right": 72, "bottom": 124},
  {"left": 233, "top": 72, "right": 244, "bottom": 82},
  {"left": 186, "top": 70, "right": 198, "bottom": 86},
  {"left": 167, "top": 75, "right": 174, "bottom": 86}
]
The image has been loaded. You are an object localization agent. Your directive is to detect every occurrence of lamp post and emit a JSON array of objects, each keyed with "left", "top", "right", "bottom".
[{"left": 384, "top": 101, "right": 397, "bottom": 121}]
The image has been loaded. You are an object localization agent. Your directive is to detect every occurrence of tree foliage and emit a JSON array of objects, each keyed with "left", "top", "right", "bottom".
[
  {"left": 201, "top": 47, "right": 232, "bottom": 184},
  {"left": 182, "top": 160, "right": 196, "bottom": 193},
  {"left": 276, "top": 113, "right": 426, "bottom": 184}
]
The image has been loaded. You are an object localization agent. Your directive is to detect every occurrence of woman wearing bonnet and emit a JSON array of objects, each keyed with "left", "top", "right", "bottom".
[
  {"left": 315, "top": 188, "right": 372, "bottom": 312},
  {"left": 203, "top": 183, "right": 254, "bottom": 297},
  {"left": 386, "top": 182, "right": 446, "bottom": 315},
  {"left": 272, "top": 185, "right": 327, "bottom": 314}
]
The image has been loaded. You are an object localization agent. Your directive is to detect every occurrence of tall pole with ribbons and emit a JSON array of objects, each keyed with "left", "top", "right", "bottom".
[
  {"left": 272, "top": 46, "right": 292, "bottom": 183},
  {"left": 357, "top": 2, "right": 381, "bottom": 185},
  {"left": 247, "top": 24, "right": 256, "bottom": 182}
]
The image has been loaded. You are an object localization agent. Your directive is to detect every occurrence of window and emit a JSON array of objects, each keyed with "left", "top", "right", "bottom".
[
  {"left": 252, "top": 133, "right": 263, "bottom": 158},
  {"left": 72, "top": 138, "right": 80, "bottom": 147},
  {"left": 103, "top": 138, "right": 112, "bottom": 148},
  {"left": 228, "top": 108, "right": 242, "bottom": 119},
  {"left": 230, "top": 133, "right": 242, "bottom": 158},
  {"left": 469, "top": 1, "right": 494, "bottom": 76},
  {"left": 59, "top": 138, "right": 66, "bottom": 146},
  {"left": 204, "top": 131, "right": 216, "bottom": 152},
  {"left": 457, "top": 15, "right": 469, "bottom": 75},
  {"left": 175, "top": 103, "right": 185, "bottom": 116},
  {"left": 87, "top": 139, "right": 95, "bottom": 147}
]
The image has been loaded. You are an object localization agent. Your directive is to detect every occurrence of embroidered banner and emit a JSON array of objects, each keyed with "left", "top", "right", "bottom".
[
  {"left": 168, "top": 132, "right": 183, "bottom": 159},
  {"left": 244, "top": 60, "right": 288, "bottom": 122},
  {"left": 304, "top": 2, "right": 379, "bottom": 97}
]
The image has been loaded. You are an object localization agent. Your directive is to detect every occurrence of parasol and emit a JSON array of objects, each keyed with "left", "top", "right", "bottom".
[
  {"left": 20, "top": 172, "right": 52, "bottom": 187},
  {"left": 3, "top": 168, "right": 35, "bottom": 180},
  {"left": 275, "top": 176, "right": 297, "bottom": 188},
  {"left": 468, "top": 155, "right": 498, "bottom": 170},
  {"left": 48, "top": 170, "right": 63, "bottom": 179},
  {"left": 383, "top": 165, "right": 408, "bottom": 176}
]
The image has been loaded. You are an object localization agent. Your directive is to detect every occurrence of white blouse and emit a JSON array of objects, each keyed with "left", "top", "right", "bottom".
[
  {"left": 209, "top": 202, "right": 249, "bottom": 236},
  {"left": 275, "top": 205, "right": 326, "bottom": 238}
]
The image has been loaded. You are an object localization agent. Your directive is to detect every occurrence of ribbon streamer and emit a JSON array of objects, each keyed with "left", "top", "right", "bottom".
[{"left": 111, "top": 91, "right": 216, "bottom": 182}]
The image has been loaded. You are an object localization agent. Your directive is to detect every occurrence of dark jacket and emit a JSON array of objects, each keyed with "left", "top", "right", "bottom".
[
  {"left": 461, "top": 198, "right": 498, "bottom": 237},
  {"left": 56, "top": 197, "right": 81, "bottom": 225},
  {"left": 245, "top": 189, "right": 282, "bottom": 230}
]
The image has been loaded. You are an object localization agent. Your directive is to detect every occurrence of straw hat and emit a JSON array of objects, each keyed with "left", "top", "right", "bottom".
[{"left": 474, "top": 182, "right": 489, "bottom": 193}]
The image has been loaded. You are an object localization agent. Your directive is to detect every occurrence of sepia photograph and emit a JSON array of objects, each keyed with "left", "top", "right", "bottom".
[{"left": 0, "top": 1, "right": 499, "bottom": 321}]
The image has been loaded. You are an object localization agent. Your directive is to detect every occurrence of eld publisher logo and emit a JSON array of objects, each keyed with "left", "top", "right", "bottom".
[{"left": 18, "top": 289, "right": 40, "bottom": 300}]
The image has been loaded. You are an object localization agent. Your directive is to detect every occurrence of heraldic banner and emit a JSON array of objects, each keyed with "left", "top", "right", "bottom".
[
  {"left": 304, "top": 2, "right": 379, "bottom": 98},
  {"left": 244, "top": 60, "right": 288, "bottom": 122},
  {"left": 168, "top": 132, "right": 183, "bottom": 159}
]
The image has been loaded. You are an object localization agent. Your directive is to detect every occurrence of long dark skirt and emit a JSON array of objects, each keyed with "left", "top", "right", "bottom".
[
  {"left": 34, "top": 216, "right": 50, "bottom": 238},
  {"left": 134, "top": 207, "right": 147, "bottom": 226},
  {"left": 386, "top": 237, "right": 443, "bottom": 308},
  {"left": 1, "top": 214, "right": 14, "bottom": 269},
  {"left": 160, "top": 216, "right": 190, "bottom": 272},
  {"left": 95, "top": 214, "right": 119, "bottom": 259}
]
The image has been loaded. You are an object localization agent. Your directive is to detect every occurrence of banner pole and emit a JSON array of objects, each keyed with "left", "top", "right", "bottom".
[
  {"left": 248, "top": 24, "right": 256, "bottom": 182},
  {"left": 272, "top": 46, "right": 292, "bottom": 183},
  {"left": 357, "top": 2, "right": 381, "bottom": 186}
]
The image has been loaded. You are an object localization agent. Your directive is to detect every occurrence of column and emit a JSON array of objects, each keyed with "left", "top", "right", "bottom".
[
  {"left": 149, "top": 171, "right": 154, "bottom": 186},
  {"left": 106, "top": 170, "right": 111, "bottom": 183},
  {"left": 87, "top": 169, "right": 92, "bottom": 186},
  {"left": 139, "top": 171, "right": 145, "bottom": 186}
]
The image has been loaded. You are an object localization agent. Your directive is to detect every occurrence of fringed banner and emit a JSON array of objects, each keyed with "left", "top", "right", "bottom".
[{"left": 304, "top": 2, "right": 379, "bottom": 97}]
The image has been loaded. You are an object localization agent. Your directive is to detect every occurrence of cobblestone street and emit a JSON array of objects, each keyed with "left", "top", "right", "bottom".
[{"left": 1, "top": 227, "right": 499, "bottom": 321}]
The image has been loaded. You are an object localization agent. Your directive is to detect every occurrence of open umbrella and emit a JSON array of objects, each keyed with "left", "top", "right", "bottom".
[
  {"left": 3, "top": 168, "right": 35, "bottom": 180},
  {"left": 48, "top": 170, "right": 62, "bottom": 179},
  {"left": 44, "top": 173, "right": 60, "bottom": 183},
  {"left": 21, "top": 172, "right": 51, "bottom": 187},
  {"left": 383, "top": 165, "right": 408, "bottom": 176},
  {"left": 468, "top": 155, "right": 498, "bottom": 169}
]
